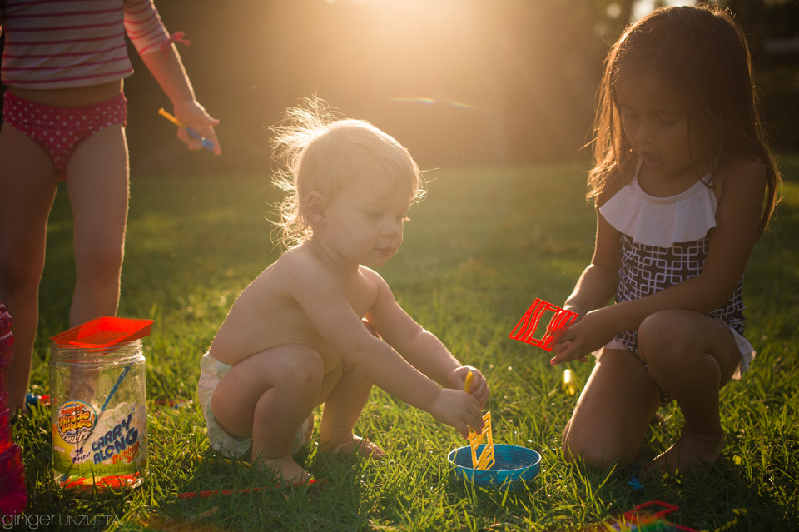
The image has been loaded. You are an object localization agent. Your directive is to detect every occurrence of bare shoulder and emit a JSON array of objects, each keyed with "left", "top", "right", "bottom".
[
  {"left": 714, "top": 156, "right": 767, "bottom": 201},
  {"left": 358, "top": 266, "right": 391, "bottom": 294},
  {"left": 246, "top": 245, "right": 333, "bottom": 301},
  {"left": 275, "top": 244, "right": 333, "bottom": 279}
]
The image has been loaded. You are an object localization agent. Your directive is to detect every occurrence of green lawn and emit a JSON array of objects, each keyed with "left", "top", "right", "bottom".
[{"left": 12, "top": 157, "right": 799, "bottom": 531}]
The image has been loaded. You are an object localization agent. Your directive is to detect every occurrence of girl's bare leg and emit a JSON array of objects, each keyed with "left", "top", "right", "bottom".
[
  {"left": 0, "top": 125, "right": 59, "bottom": 413},
  {"left": 638, "top": 310, "right": 741, "bottom": 474},
  {"left": 318, "top": 366, "right": 384, "bottom": 458},
  {"left": 66, "top": 124, "right": 128, "bottom": 327},
  {"left": 562, "top": 348, "right": 661, "bottom": 467},
  {"left": 211, "top": 345, "right": 324, "bottom": 481},
  {"left": 60, "top": 124, "right": 128, "bottom": 403}
]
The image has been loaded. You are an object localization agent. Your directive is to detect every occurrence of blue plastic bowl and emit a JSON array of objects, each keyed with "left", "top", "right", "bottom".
[{"left": 448, "top": 444, "right": 541, "bottom": 490}]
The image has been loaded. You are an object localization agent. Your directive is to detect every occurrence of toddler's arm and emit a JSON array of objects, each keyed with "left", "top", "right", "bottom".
[
  {"left": 292, "top": 263, "right": 484, "bottom": 436},
  {"left": 365, "top": 275, "right": 490, "bottom": 407}
]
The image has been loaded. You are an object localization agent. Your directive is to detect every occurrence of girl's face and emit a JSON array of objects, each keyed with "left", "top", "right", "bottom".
[
  {"left": 318, "top": 176, "right": 412, "bottom": 269},
  {"left": 614, "top": 66, "right": 710, "bottom": 182}
]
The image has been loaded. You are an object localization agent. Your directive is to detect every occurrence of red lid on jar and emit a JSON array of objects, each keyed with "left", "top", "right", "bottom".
[{"left": 51, "top": 317, "right": 153, "bottom": 349}]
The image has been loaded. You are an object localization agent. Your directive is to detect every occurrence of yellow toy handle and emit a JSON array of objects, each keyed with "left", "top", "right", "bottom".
[
  {"left": 464, "top": 371, "right": 474, "bottom": 394},
  {"left": 158, "top": 108, "right": 185, "bottom": 128},
  {"left": 158, "top": 108, "right": 216, "bottom": 151}
]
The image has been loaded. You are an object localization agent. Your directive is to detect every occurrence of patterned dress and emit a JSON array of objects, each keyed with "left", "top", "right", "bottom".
[
  {"left": 614, "top": 233, "right": 745, "bottom": 355},
  {"left": 599, "top": 163, "right": 753, "bottom": 404}
]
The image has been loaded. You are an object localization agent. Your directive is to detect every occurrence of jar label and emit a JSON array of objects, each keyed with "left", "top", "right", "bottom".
[
  {"left": 53, "top": 401, "right": 147, "bottom": 481},
  {"left": 56, "top": 400, "right": 97, "bottom": 444}
]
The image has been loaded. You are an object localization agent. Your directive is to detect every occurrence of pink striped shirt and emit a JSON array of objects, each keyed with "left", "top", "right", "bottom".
[{"left": 1, "top": 0, "right": 170, "bottom": 89}]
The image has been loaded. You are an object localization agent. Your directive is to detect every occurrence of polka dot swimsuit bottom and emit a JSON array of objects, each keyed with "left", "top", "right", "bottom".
[{"left": 2, "top": 90, "right": 127, "bottom": 180}]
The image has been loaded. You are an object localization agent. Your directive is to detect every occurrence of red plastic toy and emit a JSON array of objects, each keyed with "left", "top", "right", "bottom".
[
  {"left": 620, "top": 500, "right": 697, "bottom": 531},
  {"left": 50, "top": 316, "right": 153, "bottom": 349},
  {"left": 0, "top": 303, "right": 27, "bottom": 515},
  {"left": 509, "top": 299, "right": 578, "bottom": 351},
  {"left": 177, "top": 478, "right": 325, "bottom": 499}
]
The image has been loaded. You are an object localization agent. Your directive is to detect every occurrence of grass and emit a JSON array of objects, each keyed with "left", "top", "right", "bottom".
[{"left": 10, "top": 156, "right": 799, "bottom": 531}]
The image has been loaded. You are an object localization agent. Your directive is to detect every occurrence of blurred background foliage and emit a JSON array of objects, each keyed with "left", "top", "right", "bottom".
[{"left": 1, "top": 0, "right": 797, "bottom": 176}]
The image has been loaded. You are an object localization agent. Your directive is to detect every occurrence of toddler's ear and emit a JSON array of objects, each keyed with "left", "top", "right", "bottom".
[{"left": 306, "top": 192, "right": 326, "bottom": 224}]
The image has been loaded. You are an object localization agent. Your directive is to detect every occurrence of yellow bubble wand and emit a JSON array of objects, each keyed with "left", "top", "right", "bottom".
[
  {"left": 465, "top": 371, "right": 494, "bottom": 470},
  {"left": 158, "top": 108, "right": 215, "bottom": 151}
]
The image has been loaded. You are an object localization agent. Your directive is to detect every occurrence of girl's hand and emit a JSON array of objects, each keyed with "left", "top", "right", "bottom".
[
  {"left": 450, "top": 366, "right": 490, "bottom": 409},
  {"left": 429, "top": 389, "right": 483, "bottom": 439},
  {"left": 173, "top": 100, "right": 221, "bottom": 155},
  {"left": 551, "top": 308, "right": 616, "bottom": 365}
]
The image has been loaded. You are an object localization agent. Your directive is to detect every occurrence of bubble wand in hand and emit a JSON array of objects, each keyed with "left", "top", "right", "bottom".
[
  {"left": 158, "top": 108, "right": 215, "bottom": 151},
  {"left": 465, "top": 371, "right": 494, "bottom": 470}
]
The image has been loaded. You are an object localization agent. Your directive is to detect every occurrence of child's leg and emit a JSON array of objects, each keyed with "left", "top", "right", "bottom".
[
  {"left": 318, "top": 365, "right": 385, "bottom": 458},
  {"left": 638, "top": 310, "right": 742, "bottom": 474},
  {"left": 0, "top": 125, "right": 59, "bottom": 413},
  {"left": 562, "top": 348, "right": 661, "bottom": 467},
  {"left": 65, "top": 124, "right": 128, "bottom": 327},
  {"left": 211, "top": 345, "right": 325, "bottom": 481}
]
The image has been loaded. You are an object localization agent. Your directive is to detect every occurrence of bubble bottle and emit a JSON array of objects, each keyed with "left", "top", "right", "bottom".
[
  {"left": 49, "top": 317, "right": 152, "bottom": 489},
  {"left": 0, "top": 303, "right": 27, "bottom": 515}
]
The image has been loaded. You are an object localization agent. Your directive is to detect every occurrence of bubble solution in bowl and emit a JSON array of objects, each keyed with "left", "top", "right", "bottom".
[{"left": 448, "top": 444, "right": 541, "bottom": 490}]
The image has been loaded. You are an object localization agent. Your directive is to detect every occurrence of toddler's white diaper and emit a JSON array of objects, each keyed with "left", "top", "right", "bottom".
[{"left": 197, "top": 351, "right": 313, "bottom": 458}]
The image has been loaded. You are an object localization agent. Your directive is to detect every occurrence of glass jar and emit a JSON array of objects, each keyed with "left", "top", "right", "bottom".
[{"left": 50, "top": 340, "right": 147, "bottom": 489}]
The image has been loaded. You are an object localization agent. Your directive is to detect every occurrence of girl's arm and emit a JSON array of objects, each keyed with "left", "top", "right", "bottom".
[
  {"left": 123, "top": 0, "right": 221, "bottom": 154},
  {"left": 550, "top": 207, "right": 622, "bottom": 364},
  {"left": 139, "top": 46, "right": 221, "bottom": 155},
  {"left": 364, "top": 272, "right": 489, "bottom": 406},
  {"left": 290, "top": 260, "right": 483, "bottom": 434},
  {"left": 563, "top": 212, "right": 622, "bottom": 317},
  {"left": 554, "top": 158, "right": 766, "bottom": 363}
]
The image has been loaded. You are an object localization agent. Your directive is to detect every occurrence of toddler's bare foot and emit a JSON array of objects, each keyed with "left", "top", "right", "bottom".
[
  {"left": 254, "top": 454, "right": 311, "bottom": 483},
  {"left": 645, "top": 429, "right": 723, "bottom": 475},
  {"left": 320, "top": 433, "right": 385, "bottom": 459}
]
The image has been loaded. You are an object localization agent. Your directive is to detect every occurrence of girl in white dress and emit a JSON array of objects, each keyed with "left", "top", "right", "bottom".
[{"left": 551, "top": 5, "right": 781, "bottom": 474}]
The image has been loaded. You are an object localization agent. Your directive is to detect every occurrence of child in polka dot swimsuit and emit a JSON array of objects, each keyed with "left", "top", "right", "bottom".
[
  {"left": 2, "top": 92, "right": 129, "bottom": 179},
  {"left": 550, "top": 6, "right": 781, "bottom": 475},
  {"left": 0, "top": 0, "right": 221, "bottom": 414}
]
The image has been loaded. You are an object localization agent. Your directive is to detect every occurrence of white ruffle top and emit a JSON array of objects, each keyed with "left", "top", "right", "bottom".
[{"left": 599, "top": 166, "right": 717, "bottom": 248}]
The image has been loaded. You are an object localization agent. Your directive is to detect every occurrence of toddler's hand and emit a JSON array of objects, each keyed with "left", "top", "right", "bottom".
[
  {"left": 362, "top": 318, "right": 381, "bottom": 339},
  {"left": 429, "top": 389, "right": 483, "bottom": 439},
  {"left": 173, "top": 100, "right": 221, "bottom": 155},
  {"left": 450, "top": 366, "right": 489, "bottom": 408}
]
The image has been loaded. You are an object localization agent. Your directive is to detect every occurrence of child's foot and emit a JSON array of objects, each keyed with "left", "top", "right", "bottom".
[
  {"left": 645, "top": 429, "right": 723, "bottom": 475},
  {"left": 320, "top": 433, "right": 385, "bottom": 459},
  {"left": 254, "top": 454, "right": 311, "bottom": 483}
]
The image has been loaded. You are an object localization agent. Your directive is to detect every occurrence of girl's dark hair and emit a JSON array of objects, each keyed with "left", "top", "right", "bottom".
[{"left": 588, "top": 4, "right": 781, "bottom": 234}]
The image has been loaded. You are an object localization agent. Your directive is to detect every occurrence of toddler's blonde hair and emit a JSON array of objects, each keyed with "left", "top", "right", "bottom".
[{"left": 271, "top": 98, "right": 424, "bottom": 249}]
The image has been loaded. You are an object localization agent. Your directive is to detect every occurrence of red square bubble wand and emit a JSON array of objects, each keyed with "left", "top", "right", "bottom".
[{"left": 509, "top": 298, "right": 578, "bottom": 351}]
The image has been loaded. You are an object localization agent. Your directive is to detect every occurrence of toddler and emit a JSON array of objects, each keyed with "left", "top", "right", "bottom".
[{"left": 198, "top": 101, "right": 489, "bottom": 481}]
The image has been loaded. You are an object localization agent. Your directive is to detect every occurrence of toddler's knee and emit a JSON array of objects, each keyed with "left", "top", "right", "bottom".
[{"left": 282, "top": 350, "right": 324, "bottom": 391}]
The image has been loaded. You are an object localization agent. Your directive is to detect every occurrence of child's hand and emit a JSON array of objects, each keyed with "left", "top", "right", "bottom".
[
  {"left": 450, "top": 366, "right": 489, "bottom": 408},
  {"left": 551, "top": 308, "right": 616, "bottom": 365},
  {"left": 173, "top": 100, "right": 221, "bottom": 155},
  {"left": 362, "top": 317, "right": 381, "bottom": 339},
  {"left": 429, "top": 389, "right": 483, "bottom": 439}
]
